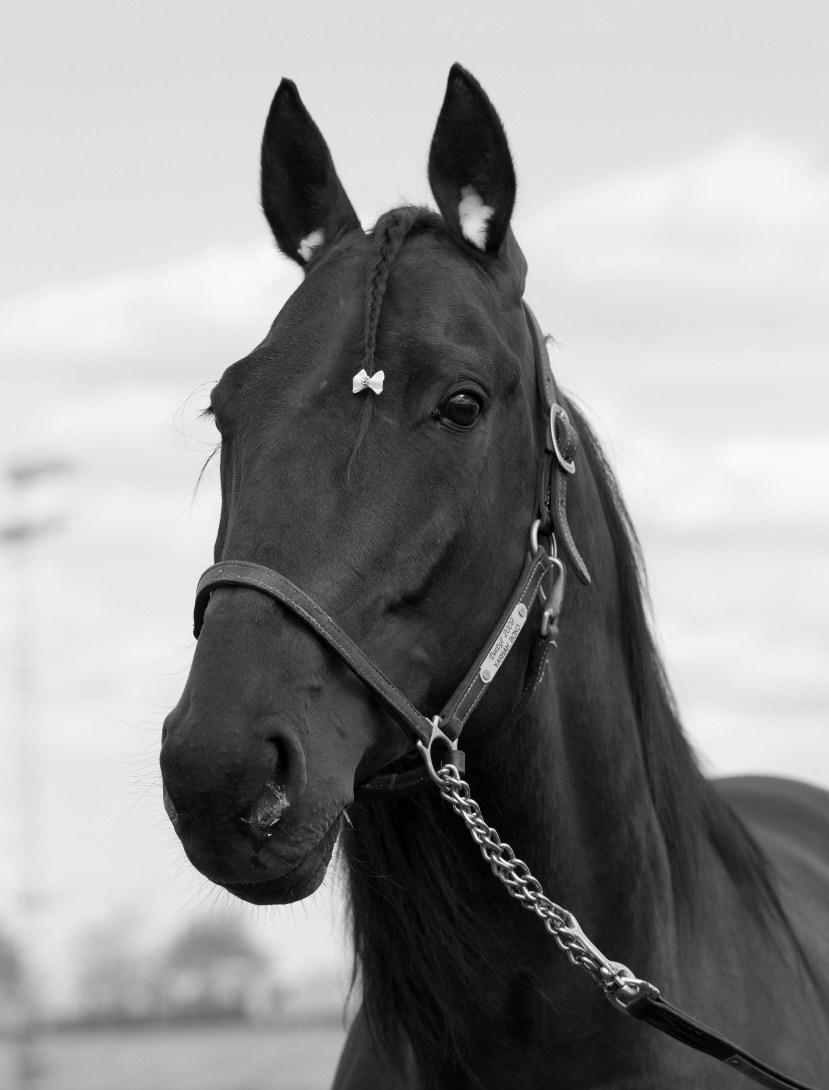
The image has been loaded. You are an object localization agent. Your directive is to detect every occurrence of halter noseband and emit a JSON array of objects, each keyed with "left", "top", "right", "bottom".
[{"left": 192, "top": 303, "right": 587, "bottom": 790}]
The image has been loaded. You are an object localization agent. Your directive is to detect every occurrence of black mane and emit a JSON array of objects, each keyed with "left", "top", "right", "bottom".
[{"left": 567, "top": 402, "right": 782, "bottom": 920}]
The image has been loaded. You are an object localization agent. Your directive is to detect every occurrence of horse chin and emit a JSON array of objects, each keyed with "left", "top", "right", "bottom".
[{"left": 222, "top": 817, "right": 341, "bottom": 906}]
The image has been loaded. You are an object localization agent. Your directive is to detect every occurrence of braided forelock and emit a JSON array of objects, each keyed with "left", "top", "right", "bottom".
[
  {"left": 347, "top": 207, "right": 434, "bottom": 480},
  {"left": 360, "top": 206, "right": 427, "bottom": 375}
]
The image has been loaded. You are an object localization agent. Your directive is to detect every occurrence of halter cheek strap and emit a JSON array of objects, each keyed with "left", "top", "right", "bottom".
[{"left": 524, "top": 302, "right": 591, "bottom": 587}]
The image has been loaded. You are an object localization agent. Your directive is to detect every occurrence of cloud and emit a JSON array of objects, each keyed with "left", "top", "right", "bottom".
[
  {"left": 0, "top": 240, "right": 298, "bottom": 372},
  {"left": 526, "top": 133, "right": 829, "bottom": 301},
  {"left": 623, "top": 432, "right": 829, "bottom": 536}
]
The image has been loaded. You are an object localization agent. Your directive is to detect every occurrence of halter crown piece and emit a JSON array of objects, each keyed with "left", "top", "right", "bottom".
[{"left": 352, "top": 368, "right": 384, "bottom": 395}]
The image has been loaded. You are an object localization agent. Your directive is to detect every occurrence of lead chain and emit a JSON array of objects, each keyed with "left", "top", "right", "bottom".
[{"left": 432, "top": 762, "right": 650, "bottom": 1003}]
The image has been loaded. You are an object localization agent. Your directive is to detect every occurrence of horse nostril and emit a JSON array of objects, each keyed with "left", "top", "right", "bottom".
[
  {"left": 244, "top": 779, "right": 291, "bottom": 838},
  {"left": 162, "top": 783, "right": 179, "bottom": 826},
  {"left": 238, "top": 732, "right": 305, "bottom": 840}
]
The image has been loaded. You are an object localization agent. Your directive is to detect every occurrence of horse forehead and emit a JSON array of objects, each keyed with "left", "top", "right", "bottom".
[
  {"left": 392, "top": 242, "right": 523, "bottom": 350},
  {"left": 392, "top": 235, "right": 489, "bottom": 304}
]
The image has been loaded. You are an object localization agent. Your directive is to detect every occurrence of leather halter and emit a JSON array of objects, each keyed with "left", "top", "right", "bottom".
[{"left": 192, "top": 303, "right": 587, "bottom": 790}]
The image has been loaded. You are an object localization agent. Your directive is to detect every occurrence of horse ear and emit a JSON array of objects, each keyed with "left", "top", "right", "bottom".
[
  {"left": 260, "top": 79, "right": 361, "bottom": 267},
  {"left": 428, "top": 64, "right": 516, "bottom": 256}
]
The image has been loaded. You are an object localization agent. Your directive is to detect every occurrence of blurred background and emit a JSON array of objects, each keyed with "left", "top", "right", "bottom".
[{"left": 1, "top": 2, "right": 827, "bottom": 1087}]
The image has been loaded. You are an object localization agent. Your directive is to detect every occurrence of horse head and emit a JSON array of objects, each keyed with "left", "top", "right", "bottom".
[{"left": 160, "top": 65, "right": 549, "bottom": 905}]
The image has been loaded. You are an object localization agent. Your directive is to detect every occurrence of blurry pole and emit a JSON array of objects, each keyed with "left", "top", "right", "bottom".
[
  {"left": 3, "top": 515, "right": 40, "bottom": 1088},
  {"left": 2, "top": 459, "right": 72, "bottom": 1089}
]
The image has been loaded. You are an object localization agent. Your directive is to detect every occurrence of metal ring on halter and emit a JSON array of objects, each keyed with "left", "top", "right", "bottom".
[
  {"left": 530, "top": 519, "right": 558, "bottom": 559},
  {"left": 530, "top": 518, "right": 541, "bottom": 557}
]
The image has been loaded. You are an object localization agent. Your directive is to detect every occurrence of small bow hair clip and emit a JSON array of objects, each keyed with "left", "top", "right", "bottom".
[{"left": 352, "top": 368, "right": 385, "bottom": 395}]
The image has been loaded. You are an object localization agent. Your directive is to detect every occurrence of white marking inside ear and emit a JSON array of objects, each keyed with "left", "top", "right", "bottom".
[
  {"left": 297, "top": 228, "right": 325, "bottom": 263},
  {"left": 458, "top": 186, "right": 494, "bottom": 250}
]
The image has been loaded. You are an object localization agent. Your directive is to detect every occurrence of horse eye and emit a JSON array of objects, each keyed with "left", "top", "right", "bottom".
[{"left": 439, "top": 392, "right": 482, "bottom": 428}]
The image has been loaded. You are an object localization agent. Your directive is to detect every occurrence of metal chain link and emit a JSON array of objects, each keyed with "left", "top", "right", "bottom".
[{"left": 429, "top": 760, "right": 654, "bottom": 1007}]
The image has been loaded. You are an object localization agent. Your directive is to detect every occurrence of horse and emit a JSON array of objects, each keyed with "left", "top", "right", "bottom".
[{"left": 160, "top": 65, "right": 829, "bottom": 1088}]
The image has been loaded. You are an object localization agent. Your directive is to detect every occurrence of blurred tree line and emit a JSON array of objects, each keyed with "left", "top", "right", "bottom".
[
  {"left": 0, "top": 914, "right": 289, "bottom": 1029},
  {"left": 74, "top": 914, "right": 279, "bottom": 1026}
]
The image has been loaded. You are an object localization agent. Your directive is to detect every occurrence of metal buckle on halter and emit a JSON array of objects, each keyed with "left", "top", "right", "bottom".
[{"left": 540, "top": 557, "right": 566, "bottom": 639}]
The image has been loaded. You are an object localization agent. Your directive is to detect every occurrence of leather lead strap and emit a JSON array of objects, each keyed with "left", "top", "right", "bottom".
[{"left": 626, "top": 994, "right": 819, "bottom": 1090}]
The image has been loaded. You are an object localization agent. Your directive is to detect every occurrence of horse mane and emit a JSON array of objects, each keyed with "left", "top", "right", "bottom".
[
  {"left": 345, "top": 787, "right": 518, "bottom": 1081},
  {"left": 566, "top": 401, "right": 784, "bottom": 922}
]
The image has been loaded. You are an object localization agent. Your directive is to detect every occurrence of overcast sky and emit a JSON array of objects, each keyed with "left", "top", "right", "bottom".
[{"left": 1, "top": 1, "right": 827, "bottom": 1011}]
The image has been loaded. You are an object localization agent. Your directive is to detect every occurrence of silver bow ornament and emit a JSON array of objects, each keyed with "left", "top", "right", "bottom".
[{"left": 352, "top": 369, "right": 385, "bottom": 395}]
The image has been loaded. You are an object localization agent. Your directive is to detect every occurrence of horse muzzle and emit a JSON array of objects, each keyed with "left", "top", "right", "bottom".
[{"left": 159, "top": 698, "right": 322, "bottom": 891}]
